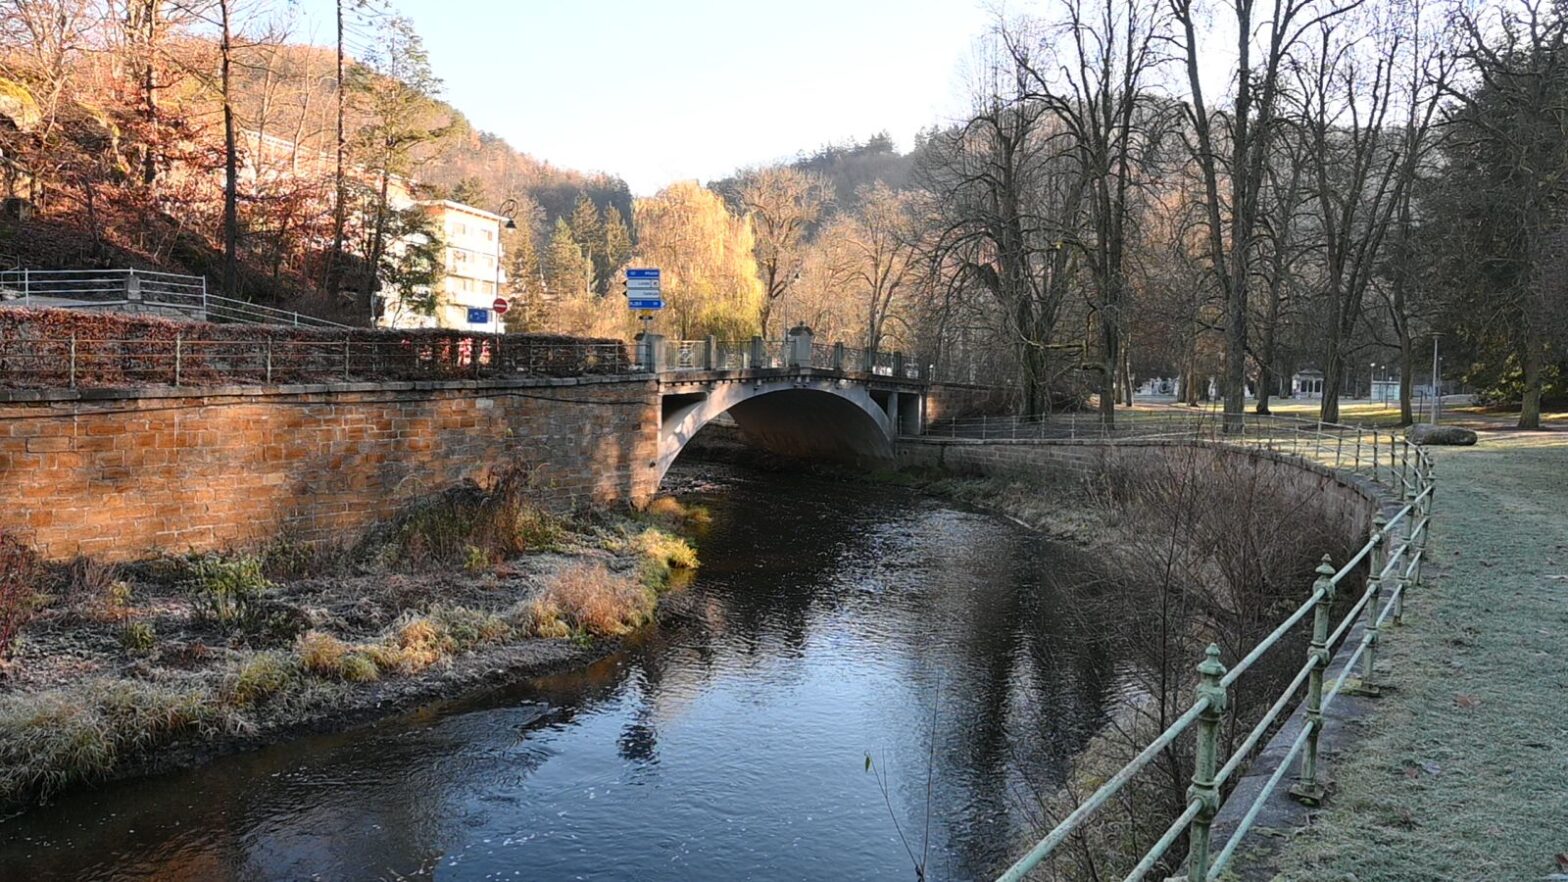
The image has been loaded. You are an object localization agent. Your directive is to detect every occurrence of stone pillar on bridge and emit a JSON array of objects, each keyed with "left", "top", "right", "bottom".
[
  {"left": 637, "top": 333, "right": 666, "bottom": 372},
  {"left": 832, "top": 342, "right": 845, "bottom": 372},
  {"left": 886, "top": 390, "right": 901, "bottom": 432},
  {"left": 749, "top": 336, "right": 765, "bottom": 369},
  {"left": 893, "top": 351, "right": 904, "bottom": 379},
  {"left": 704, "top": 335, "right": 717, "bottom": 370},
  {"left": 786, "top": 323, "right": 814, "bottom": 369}
]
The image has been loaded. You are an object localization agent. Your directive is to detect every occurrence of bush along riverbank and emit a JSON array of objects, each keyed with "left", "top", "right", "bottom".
[{"left": 0, "top": 470, "right": 703, "bottom": 810}]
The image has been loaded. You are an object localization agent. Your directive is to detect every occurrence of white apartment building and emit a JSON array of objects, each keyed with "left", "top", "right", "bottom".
[{"left": 379, "top": 199, "right": 509, "bottom": 333}]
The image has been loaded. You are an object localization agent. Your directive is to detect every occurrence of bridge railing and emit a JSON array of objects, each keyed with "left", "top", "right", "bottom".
[
  {"left": 976, "top": 411, "right": 1434, "bottom": 882},
  {"left": 0, "top": 333, "right": 632, "bottom": 388},
  {"left": 0, "top": 268, "right": 347, "bottom": 329},
  {"left": 654, "top": 335, "right": 925, "bottom": 380}
]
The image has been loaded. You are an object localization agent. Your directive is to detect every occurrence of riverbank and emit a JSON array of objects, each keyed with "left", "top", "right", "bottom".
[
  {"left": 1261, "top": 429, "right": 1568, "bottom": 880},
  {"left": 0, "top": 478, "right": 701, "bottom": 811}
]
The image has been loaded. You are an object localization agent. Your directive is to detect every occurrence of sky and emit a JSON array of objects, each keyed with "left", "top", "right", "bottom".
[{"left": 288, "top": 0, "right": 997, "bottom": 195}]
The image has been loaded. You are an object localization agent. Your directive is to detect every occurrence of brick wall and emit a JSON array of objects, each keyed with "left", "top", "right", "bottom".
[
  {"left": 0, "top": 377, "right": 660, "bottom": 560},
  {"left": 922, "top": 382, "right": 1011, "bottom": 426}
]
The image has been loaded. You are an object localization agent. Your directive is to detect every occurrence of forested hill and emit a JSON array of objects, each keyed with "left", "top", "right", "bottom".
[{"left": 225, "top": 42, "right": 633, "bottom": 224}]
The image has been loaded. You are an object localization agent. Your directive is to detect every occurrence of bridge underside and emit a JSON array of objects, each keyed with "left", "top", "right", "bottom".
[{"left": 656, "top": 373, "right": 923, "bottom": 483}]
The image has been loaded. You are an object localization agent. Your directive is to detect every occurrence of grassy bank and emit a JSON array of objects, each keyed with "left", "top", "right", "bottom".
[
  {"left": 1263, "top": 430, "right": 1568, "bottom": 880},
  {"left": 0, "top": 481, "right": 702, "bottom": 809}
]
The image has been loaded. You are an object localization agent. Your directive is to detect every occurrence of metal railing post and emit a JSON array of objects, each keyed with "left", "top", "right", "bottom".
[
  {"left": 1352, "top": 513, "right": 1387, "bottom": 697},
  {"left": 1290, "top": 555, "right": 1337, "bottom": 805},
  {"left": 344, "top": 334, "right": 352, "bottom": 381},
  {"left": 68, "top": 333, "right": 76, "bottom": 389},
  {"left": 1185, "top": 644, "right": 1229, "bottom": 882},
  {"left": 1372, "top": 430, "right": 1380, "bottom": 484},
  {"left": 265, "top": 338, "right": 273, "bottom": 384},
  {"left": 173, "top": 334, "right": 182, "bottom": 386},
  {"left": 1354, "top": 431, "right": 1362, "bottom": 473},
  {"left": 201, "top": 275, "right": 209, "bottom": 319},
  {"left": 22, "top": 266, "right": 28, "bottom": 305},
  {"left": 1401, "top": 438, "right": 1411, "bottom": 500}
]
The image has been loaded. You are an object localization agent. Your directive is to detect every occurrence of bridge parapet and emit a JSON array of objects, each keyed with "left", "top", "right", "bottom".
[{"left": 639, "top": 329, "right": 925, "bottom": 382}]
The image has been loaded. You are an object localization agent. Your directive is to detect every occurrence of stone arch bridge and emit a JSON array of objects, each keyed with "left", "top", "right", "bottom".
[{"left": 643, "top": 332, "right": 926, "bottom": 483}]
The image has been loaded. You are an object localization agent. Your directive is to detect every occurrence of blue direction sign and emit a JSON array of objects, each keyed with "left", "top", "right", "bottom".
[
  {"left": 467, "top": 307, "right": 491, "bottom": 324},
  {"left": 625, "top": 268, "right": 662, "bottom": 310}
]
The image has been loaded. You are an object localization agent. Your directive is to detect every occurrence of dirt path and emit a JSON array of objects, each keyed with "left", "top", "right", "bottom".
[{"left": 1269, "top": 429, "right": 1568, "bottom": 881}]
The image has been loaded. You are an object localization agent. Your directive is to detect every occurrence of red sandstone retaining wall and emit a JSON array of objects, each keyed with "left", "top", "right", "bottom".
[{"left": 0, "top": 377, "right": 660, "bottom": 560}]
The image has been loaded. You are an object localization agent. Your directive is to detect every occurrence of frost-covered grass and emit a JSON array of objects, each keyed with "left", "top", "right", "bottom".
[{"left": 1267, "top": 431, "right": 1568, "bottom": 881}]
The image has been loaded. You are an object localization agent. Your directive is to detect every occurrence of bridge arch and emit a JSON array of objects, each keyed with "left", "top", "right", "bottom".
[{"left": 656, "top": 377, "right": 904, "bottom": 483}]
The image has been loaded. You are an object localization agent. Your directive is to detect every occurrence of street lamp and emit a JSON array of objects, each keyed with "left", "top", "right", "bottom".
[{"left": 495, "top": 198, "right": 518, "bottom": 333}]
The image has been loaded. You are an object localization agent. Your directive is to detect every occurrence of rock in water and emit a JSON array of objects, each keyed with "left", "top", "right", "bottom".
[{"left": 1406, "top": 424, "right": 1478, "bottom": 446}]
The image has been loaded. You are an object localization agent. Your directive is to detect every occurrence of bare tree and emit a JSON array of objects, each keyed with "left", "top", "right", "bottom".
[
  {"left": 924, "top": 24, "right": 1085, "bottom": 416},
  {"left": 728, "top": 166, "right": 832, "bottom": 338},
  {"left": 1169, "top": 0, "right": 1355, "bottom": 430},
  {"left": 1010, "top": 0, "right": 1170, "bottom": 427}
]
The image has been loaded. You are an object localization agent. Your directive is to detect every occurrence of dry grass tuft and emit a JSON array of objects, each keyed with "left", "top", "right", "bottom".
[
  {"left": 295, "top": 631, "right": 351, "bottom": 677},
  {"left": 643, "top": 496, "right": 713, "bottom": 529},
  {"left": 529, "top": 563, "right": 655, "bottom": 638}
]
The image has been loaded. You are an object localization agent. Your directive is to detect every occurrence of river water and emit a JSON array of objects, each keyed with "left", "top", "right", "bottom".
[{"left": 0, "top": 465, "right": 1137, "bottom": 882}]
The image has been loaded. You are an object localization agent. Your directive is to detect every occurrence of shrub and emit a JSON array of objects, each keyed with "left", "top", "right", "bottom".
[
  {"left": 390, "top": 615, "right": 452, "bottom": 670},
  {"left": 226, "top": 652, "right": 298, "bottom": 706},
  {"left": 429, "top": 605, "right": 512, "bottom": 650},
  {"left": 369, "top": 468, "right": 569, "bottom": 570},
  {"left": 296, "top": 631, "right": 350, "bottom": 677},
  {"left": 338, "top": 653, "right": 379, "bottom": 683},
  {"left": 0, "top": 532, "right": 42, "bottom": 664},
  {"left": 631, "top": 528, "right": 699, "bottom": 590},
  {"left": 119, "top": 622, "right": 156, "bottom": 655},
  {"left": 524, "top": 599, "right": 573, "bottom": 639},
  {"left": 56, "top": 556, "right": 119, "bottom": 608},
  {"left": 185, "top": 555, "right": 271, "bottom": 631},
  {"left": 0, "top": 679, "right": 220, "bottom": 802},
  {"left": 532, "top": 563, "right": 654, "bottom": 638},
  {"left": 643, "top": 497, "right": 713, "bottom": 529}
]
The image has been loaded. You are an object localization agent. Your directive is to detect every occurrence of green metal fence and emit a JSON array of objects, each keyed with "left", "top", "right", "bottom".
[{"left": 991, "top": 413, "right": 1435, "bottom": 882}]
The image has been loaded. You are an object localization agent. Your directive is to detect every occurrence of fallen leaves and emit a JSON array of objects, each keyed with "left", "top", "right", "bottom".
[{"left": 1454, "top": 693, "right": 1482, "bottom": 709}]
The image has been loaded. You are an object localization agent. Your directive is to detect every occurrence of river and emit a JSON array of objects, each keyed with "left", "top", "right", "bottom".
[{"left": 0, "top": 464, "right": 1138, "bottom": 881}]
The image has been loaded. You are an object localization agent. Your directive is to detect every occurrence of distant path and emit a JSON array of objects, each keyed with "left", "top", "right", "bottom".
[{"left": 1267, "top": 429, "right": 1568, "bottom": 880}]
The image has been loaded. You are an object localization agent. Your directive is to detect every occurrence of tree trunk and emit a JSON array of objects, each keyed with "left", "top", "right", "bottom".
[
  {"left": 1520, "top": 340, "right": 1543, "bottom": 429},
  {"left": 327, "top": 0, "right": 348, "bottom": 292},
  {"left": 1398, "top": 328, "right": 1414, "bottom": 426},
  {"left": 219, "top": 0, "right": 238, "bottom": 298},
  {"left": 1320, "top": 350, "right": 1344, "bottom": 424}
]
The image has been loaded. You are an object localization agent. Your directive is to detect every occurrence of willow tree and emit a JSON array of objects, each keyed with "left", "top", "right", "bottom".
[
  {"left": 727, "top": 166, "right": 833, "bottom": 338},
  {"left": 632, "top": 181, "right": 764, "bottom": 340}
]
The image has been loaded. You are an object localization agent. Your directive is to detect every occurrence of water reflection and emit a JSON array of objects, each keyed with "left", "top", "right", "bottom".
[{"left": 0, "top": 464, "right": 1133, "bottom": 881}]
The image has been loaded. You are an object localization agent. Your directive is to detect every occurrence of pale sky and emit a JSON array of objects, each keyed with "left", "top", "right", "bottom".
[{"left": 288, "top": 0, "right": 997, "bottom": 194}]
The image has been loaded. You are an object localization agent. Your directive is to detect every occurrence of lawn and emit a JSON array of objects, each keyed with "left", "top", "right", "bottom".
[{"left": 1267, "top": 429, "right": 1568, "bottom": 881}]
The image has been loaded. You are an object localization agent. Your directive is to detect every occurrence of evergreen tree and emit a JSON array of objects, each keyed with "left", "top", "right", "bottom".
[
  {"left": 544, "top": 217, "right": 592, "bottom": 302},
  {"left": 569, "top": 194, "right": 605, "bottom": 291},
  {"left": 601, "top": 205, "right": 633, "bottom": 283}
]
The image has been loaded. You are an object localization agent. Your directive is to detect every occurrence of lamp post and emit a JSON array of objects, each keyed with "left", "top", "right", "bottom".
[
  {"left": 1430, "top": 334, "right": 1442, "bottom": 424},
  {"left": 496, "top": 198, "right": 518, "bottom": 333}
]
